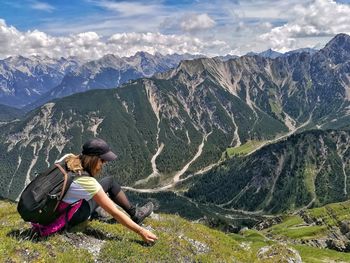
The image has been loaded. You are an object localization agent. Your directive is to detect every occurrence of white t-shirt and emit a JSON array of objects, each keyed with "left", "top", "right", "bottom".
[{"left": 62, "top": 176, "right": 102, "bottom": 204}]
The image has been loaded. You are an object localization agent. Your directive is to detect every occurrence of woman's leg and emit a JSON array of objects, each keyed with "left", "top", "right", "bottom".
[
  {"left": 88, "top": 176, "right": 136, "bottom": 216},
  {"left": 88, "top": 176, "right": 154, "bottom": 224},
  {"left": 68, "top": 199, "right": 91, "bottom": 227},
  {"left": 69, "top": 177, "right": 138, "bottom": 227}
]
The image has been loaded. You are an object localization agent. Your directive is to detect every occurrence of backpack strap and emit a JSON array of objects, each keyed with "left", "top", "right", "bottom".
[{"left": 54, "top": 163, "right": 70, "bottom": 211}]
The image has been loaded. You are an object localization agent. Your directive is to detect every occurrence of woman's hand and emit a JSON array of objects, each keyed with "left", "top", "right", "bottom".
[
  {"left": 138, "top": 227, "right": 158, "bottom": 243},
  {"left": 93, "top": 190, "right": 158, "bottom": 243}
]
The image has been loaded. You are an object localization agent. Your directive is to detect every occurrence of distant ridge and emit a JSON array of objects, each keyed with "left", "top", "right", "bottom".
[
  {"left": 0, "top": 52, "right": 204, "bottom": 109},
  {"left": 245, "top": 47, "right": 317, "bottom": 59},
  {"left": 23, "top": 52, "right": 205, "bottom": 111}
]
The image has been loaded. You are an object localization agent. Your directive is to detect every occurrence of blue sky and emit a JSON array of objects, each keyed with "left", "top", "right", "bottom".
[{"left": 0, "top": 0, "right": 350, "bottom": 60}]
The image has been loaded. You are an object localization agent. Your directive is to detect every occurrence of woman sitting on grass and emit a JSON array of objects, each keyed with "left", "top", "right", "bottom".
[{"left": 33, "top": 138, "right": 157, "bottom": 243}]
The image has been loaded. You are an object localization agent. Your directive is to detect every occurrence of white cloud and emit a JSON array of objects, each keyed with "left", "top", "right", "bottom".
[
  {"left": 180, "top": 13, "right": 216, "bottom": 32},
  {"left": 0, "top": 20, "right": 228, "bottom": 60},
  {"left": 2, "top": 0, "right": 348, "bottom": 57},
  {"left": 30, "top": 1, "right": 55, "bottom": 12},
  {"left": 259, "top": 0, "right": 350, "bottom": 52},
  {"left": 107, "top": 32, "right": 226, "bottom": 56},
  {"left": 89, "top": 0, "right": 163, "bottom": 17}
]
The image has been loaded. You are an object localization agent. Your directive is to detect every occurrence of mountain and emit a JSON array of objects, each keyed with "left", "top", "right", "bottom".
[
  {"left": 214, "top": 54, "right": 239, "bottom": 62},
  {"left": 0, "top": 104, "right": 24, "bottom": 121},
  {"left": 186, "top": 129, "right": 350, "bottom": 213},
  {"left": 25, "top": 52, "right": 204, "bottom": 111},
  {"left": 245, "top": 49, "right": 282, "bottom": 59},
  {"left": 24, "top": 54, "right": 144, "bottom": 111},
  {"left": 123, "top": 52, "right": 205, "bottom": 77},
  {"left": 0, "top": 53, "right": 203, "bottom": 110},
  {"left": 1, "top": 33, "right": 350, "bottom": 210},
  {"left": 246, "top": 47, "right": 318, "bottom": 59},
  {"left": 258, "top": 48, "right": 283, "bottom": 59},
  {"left": 0, "top": 56, "right": 81, "bottom": 108},
  {"left": 284, "top": 47, "right": 318, "bottom": 56}
]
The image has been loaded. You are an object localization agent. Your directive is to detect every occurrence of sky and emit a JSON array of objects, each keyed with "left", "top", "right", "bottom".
[{"left": 1, "top": 0, "right": 350, "bottom": 60}]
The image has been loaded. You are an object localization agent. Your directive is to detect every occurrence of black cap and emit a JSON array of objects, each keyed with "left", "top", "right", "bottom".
[{"left": 82, "top": 138, "right": 117, "bottom": 161}]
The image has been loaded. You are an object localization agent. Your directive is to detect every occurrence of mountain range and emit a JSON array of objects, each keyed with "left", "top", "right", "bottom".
[
  {"left": 1, "top": 48, "right": 318, "bottom": 111},
  {"left": 0, "top": 55, "right": 80, "bottom": 108},
  {"left": 0, "top": 33, "right": 349, "bottom": 217},
  {"left": 0, "top": 52, "right": 204, "bottom": 109},
  {"left": 245, "top": 47, "right": 317, "bottom": 59}
]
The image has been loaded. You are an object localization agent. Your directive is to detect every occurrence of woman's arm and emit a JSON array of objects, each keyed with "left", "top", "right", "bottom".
[{"left": 93, "top": 189, "right": 158, "bottom": 243}]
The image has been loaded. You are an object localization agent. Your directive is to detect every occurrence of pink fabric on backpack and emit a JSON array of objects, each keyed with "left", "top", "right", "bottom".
[{"left": 31, "top": 200, "right": 83, "bottom": 237}]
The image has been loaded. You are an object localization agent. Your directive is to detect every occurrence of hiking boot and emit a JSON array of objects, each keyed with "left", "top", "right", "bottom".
[{"left": 131, "top": 202, "right": 154, "bottom": 224}]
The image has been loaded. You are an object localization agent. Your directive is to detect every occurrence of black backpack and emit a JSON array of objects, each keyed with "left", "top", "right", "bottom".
[{"left": 17, "top": 163, "right": 75, "bottom": 225}]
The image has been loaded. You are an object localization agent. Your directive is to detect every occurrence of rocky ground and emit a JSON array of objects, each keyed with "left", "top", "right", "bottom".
[{"left": 1, "top": 200, "right": 350, "bottom": 262}]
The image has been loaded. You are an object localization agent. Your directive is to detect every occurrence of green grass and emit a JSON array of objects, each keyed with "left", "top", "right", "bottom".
[
  {"left": 270, "top": 216, "right": 304, "bottom": 229},
  {"left": 294, "top": 244, "right": 350, "bottom": 263},
  {"left": 265, "top": 216, "right": 326, "bottom": 239},
  {"left": 0, "top": 201, "right": 259, "bottom": 262},
  {"left": 224, "top": 140, "right": 265, "bottom": 157},
  {"left": 0, "top": 201, "right": 94, "bottom": 262},
  {"left": 303, "top": 164, "right": 317, "bottom": 199},
  {"left": 271, "top": 225, "right": 327, "bottom": 239},
  {"left": 308, "top": 201, "right": 350, "bottom": 226},
  {"left": 265, "top": 201, "right": 350, "bottom": 242},
  {"left": 3, "top": 199, "right": 350, "bottom": 262},
  {"left": 269, "top": 99, "right": 282, "bottom": 119}
]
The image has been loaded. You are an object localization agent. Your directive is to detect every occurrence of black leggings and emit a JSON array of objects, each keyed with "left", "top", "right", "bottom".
[{"left": 69, "top": 176, "right": 122, "bottom": 227}]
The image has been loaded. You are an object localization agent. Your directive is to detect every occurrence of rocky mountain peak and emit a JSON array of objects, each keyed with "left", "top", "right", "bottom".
[
  {"left": 4, "top": 55, "right": 30, "bottom": 67},
  {"left": 319, "top": 33, "right": 350, "bottom": 64},
  {"left": 96, "top": 54, "right": 125, "bottom": 68},
  {"left": 123, "top": 51, "right": 160, "bottom": 75},
  {"left": 259, "top": 48, "right": 282, "bottom": 59},
  {"left": 215, "top": 54, "right": 239, "bottom": 62},
  {"left": 284, "top": 47, "right": 318, "bottom": 56},
  {"left": 80, "top": 54, "right": 127, "bottom": 75},
  {"left": 176, "top": 58, "right": 208, "bottom": 77},
  {"left": 100, "top": 53, "right": 121, "bottom": 61},
  {"left": 131, "top": 51, "right": 154, "bottom": 61},
  {"left": 325, "top": 33, "right": 350, "bottom": 50}
]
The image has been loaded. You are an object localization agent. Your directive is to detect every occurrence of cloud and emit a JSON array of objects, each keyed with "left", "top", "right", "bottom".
[
  {"left": 30, "top": 1, "right": 55, "bottom": 12},
  {"left": 180, "top": 13, "right": 216, "bottom": 32},
  {"left": 259, "top": 0, "right": 350, "bottom": 52},
  {"left": 107, "top": 32, "right": 227, "bottom": 56},
  {"left": 0, "top": 19, "right": 228, "bottom": 60},
  {"left": 3, "top": 0, "right": 347, "bottom": 57},
  {"left": 89, "top": 0, "right": 163, "bottom": 17}
]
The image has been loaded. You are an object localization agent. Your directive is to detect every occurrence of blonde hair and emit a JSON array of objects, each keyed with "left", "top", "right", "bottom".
[
  {"left": 57, "top": 153, "right": 101, "bottom": 177},
  {"left": 65, "top": 154, "right": 83, "bottom": 173}
]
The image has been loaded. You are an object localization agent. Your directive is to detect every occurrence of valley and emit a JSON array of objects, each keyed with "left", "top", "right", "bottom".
[{"left": 1, "top": 34, "right": 350, "bottom": 242}]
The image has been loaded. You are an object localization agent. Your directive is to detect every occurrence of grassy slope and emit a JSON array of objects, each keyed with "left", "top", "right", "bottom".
[
  {"left": 224, "top": 140, "right": 266, "bottom": 157},
  {"left": 1, "top": 200, "right": 350, "bottom": 262},
  {"left": 261, "top": 201, "right": 350, "bottom": 262},
  {"left": 265, "top": 200, "right": 350, "bottom": 240}
]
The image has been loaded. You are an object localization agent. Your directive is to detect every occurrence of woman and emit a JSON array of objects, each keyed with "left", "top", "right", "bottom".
[{"left": 41, "top": 138, "right": 157, "bottom": 243}]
